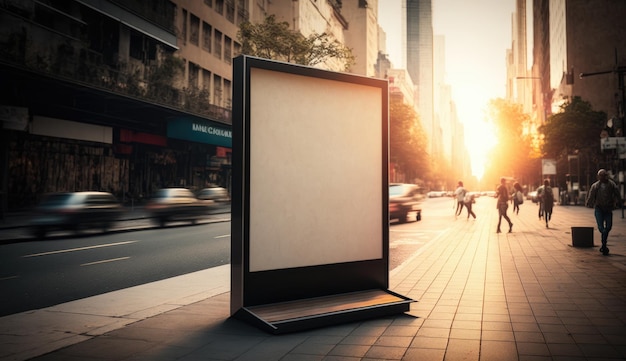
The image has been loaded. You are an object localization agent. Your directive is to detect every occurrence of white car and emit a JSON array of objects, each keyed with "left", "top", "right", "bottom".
[{"left": 427, "top": 191, "right": 446, "bottom": 198}]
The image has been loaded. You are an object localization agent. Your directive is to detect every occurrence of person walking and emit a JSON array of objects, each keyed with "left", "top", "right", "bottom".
[
  {"left": 541, "top": 179, "right": 555, "bottom": 228},
  {"left": 586, "top": 169, "right": 621, "bottom": 255},
  {"left": 496, "top": 177, "right": 513, "bottom": 233},
  {"left": 536, "top": 184, "right": 545, "bottom": 220},
  {"left": 512, "top": 182, "right": 523, "bottom": 215},
  {"left": 454, "top": 181, "right": 466, "bottom": 218},
  {"left": 464, "top": 191, "right": 476, "bottom": 220}
]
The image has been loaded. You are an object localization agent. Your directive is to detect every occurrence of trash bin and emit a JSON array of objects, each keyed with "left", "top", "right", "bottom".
[{"left": 571, "top": 227, "right": 594, "bottom": 247}]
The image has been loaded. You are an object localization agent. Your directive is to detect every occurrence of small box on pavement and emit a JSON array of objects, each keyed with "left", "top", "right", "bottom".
[{"left": 571, "top": 227, "right": 594, "bottom": 247}]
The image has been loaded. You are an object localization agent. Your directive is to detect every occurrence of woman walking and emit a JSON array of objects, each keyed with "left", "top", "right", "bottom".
[
  {"left": 512, "top": 182, "right": 523, "bottom": 215},
  {"left": 496, "top": 177, "right": 513, "bottom": 233},
  {"left": 464, "top": 192, "right": 476, "bottom": 220},
  {"left": 541, "top": 179, "right": 554, "bottom": 228}
]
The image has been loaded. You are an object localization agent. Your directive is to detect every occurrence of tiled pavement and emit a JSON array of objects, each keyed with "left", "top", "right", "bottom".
[{"left": 2, "top": 198, "right": 626, "bottom": 360}]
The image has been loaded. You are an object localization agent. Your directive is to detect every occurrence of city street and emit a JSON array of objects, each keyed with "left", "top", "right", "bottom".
[
  {"left": 0, "top": 198, "right": 459, "bottom": 318},
  {"left": 389, "top": 196, "right": 457, "bottom": 270},
  {"left": 3, "top": 196, "right": 626, "bottom": 361},
  {"left": 0, "top": 221, "right": 231, "bottom": 317}
]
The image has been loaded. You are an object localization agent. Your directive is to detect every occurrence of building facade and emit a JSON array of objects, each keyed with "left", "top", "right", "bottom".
[
  {"left": 512, "top": 0, "right": 626, "bottom": 126},
  {"left": 404, "top": 0, "right": 434, "bottom": 159},
  {"left": 508, "top": 0, "right": 626, "bottom": 192},
  {"left": 0, "top": 0, "right": 386, "bottom": 213},
  {"left": 0, "top": 0, "right": 234, "bottom": 212}
]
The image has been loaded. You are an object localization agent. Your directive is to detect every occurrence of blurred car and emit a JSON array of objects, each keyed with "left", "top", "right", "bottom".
[
  {"left": 197, "top": 187, "right": 230, "bottom": 202},
  {"left": 145, "top": 188, "right": 214, "bottom": 227},
  {"left": 481, "top": 190, "right": 496, "bottom": 197},
  {"left": 527, "top": 191, "right": 539, "bottom": 203},
  {"left": 427, "top": 191, "right": 446, "bottom": 198},
  {"left": 389, "top": 183, "right": 423, "bottom": 223},
  {"left": 29, "top": 191, "right": 122, "bottom": 239}
]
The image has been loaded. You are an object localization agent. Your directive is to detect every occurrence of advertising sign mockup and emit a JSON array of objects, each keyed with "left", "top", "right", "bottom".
[{"left": 230, "top": 56, "right": 413, "bottom": 334}]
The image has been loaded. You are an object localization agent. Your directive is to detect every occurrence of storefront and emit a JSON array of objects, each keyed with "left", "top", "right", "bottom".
[{"left": 0, "top": 66, "right": 232, "bottom": 212}]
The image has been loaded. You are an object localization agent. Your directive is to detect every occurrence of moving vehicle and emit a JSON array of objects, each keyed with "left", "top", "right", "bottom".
[
  {"left": 481, "top": 190, "right": 496, "bottom": 197},
  {"left": 29, "top": 191, "right": 122, "bottom": 239},
  {"left": 426, "top": 191, "right": 447, "bottom": 198},
  {"left": 527, "top": 191, "right": 539, "bottom": 203},
  {"left": 197, "top": 187, "right": 230, "bottom": 202},
  {"left": 145, "top": 188, "right": 214, "bottom": 227},
  {"left": 389, "top": 183, "right": 423, "bottom": 223}
]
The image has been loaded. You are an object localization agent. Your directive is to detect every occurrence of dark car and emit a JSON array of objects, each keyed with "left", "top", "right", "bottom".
[
  {"left": 389, "top": 183, "right": 423, "bottom": 223},
  {"left": 197, "top": 187, "right": 230, "bottom": 202},
  {"left": 145, "top": 188, "right": 213, "bottom": 227},
  {"left": 29, "top": 191, "right": 122, "bottom": 239}
]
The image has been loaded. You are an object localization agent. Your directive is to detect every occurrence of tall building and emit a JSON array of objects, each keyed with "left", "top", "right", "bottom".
[
  {"left": 173, "top": 0, "right": 247, "bottom": 111},
  {"left": 257, "top": 0, "right": 351, "bottom": 73},
  {"left": 512, "top": 0, "right": 626, "bottom": 191},
  {"left": 342, "top": 0, "right": 380, "bottom": 77},
  {"left": 0, "top": 0, "right": 236, "bottom": 211},
  {"left": 512, "top": 0, "right": 532, "bottom": 114},
  {"left": 404, "top": 0, "right": 434, "bottom": 158},
  {"left": 516, "top": 0, "right": 626, "bottom": 125}
]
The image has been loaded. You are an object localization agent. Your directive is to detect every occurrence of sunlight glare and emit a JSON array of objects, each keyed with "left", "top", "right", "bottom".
[{"left": 464, "top": 117, "right": 497, "bottom": 180}]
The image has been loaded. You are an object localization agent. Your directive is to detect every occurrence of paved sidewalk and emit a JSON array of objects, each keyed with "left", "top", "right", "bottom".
[{"left": 2, "top": 199, "right": 626, "bottom": 360}]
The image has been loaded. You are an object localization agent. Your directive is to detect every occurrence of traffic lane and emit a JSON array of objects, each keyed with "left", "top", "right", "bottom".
[
  {"left": 0, "top": 222, "right": 230, "bottom": 317},
  {"left": 389, "top": 197, "right": 459, "bottom": 270},
  {"left": 0, "top": 207, "right": 231, "bottom": 244}
]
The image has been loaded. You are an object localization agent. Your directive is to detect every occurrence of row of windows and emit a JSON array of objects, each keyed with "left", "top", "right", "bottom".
[
  {"left": 203, "top": 0, "right": 249, "bottom": 26},
  {"left": 179, "top": 1, "right": 247, "bottom": 110},
  {"left": 187, "top": 63, "right": 232, "bottom": 108},
  {"left": 181, "top": 10, "right": 242, "bottom": 65}
]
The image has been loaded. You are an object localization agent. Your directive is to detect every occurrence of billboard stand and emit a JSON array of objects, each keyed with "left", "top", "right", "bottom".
[{"left": 230, "top": 56, "right": 414, "bottom": 334}]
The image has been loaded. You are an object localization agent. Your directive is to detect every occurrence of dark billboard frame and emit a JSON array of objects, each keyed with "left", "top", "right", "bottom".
[{"left": 230, "top": 56, "right": 412, "bottom": 333}]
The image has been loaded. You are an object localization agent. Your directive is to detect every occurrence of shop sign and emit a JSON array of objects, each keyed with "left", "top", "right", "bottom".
[
  {"left": 168, "top": 118, "right": 232, "bottom": 147},
  {"left": 542, "top": 158, "right": 557, "bottom": 175},
  {"left": 601, "top": 137, "right": 626, "bottom": 158}
]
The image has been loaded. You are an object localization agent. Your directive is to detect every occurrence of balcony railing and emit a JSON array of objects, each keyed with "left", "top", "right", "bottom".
[{"left": 0, "top": 9, "right": 232, "bottom": 124}]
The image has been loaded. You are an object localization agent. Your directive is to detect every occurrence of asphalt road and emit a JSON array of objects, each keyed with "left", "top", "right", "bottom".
[
  {"left": 0, "top": 197, "right": 458, "bottom": 317},
  {"left": 389, "top": 196, "right": 457, "bottom": 270},
  {"left": 0, "top": 222, "right": 231, "bottom": 317}
]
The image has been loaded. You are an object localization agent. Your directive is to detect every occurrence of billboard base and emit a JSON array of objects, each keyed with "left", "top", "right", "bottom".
[{"left": 232, "top": 289, "right": 415, "bottom": 334}]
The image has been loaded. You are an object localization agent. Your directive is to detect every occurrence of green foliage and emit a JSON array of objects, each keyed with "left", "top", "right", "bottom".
[
  {"left": 238, "top": 15, "right": 355, "bottom": 71},
  {"left": 539, "top": 96, "right": 606, "bottom": 158},
  {"left": 389, "top": 98, "right": 431, "bottom": 180},
  {"left": 148, "top": 55, "right": 184, "bottom": 88},
  {"left": 146, "top": 54, "right": 184, "bottom": 103},
  {"left": 183, "top": 86, "right": 211, "bottom": 113},
  {"left": 538, "top": 97, "right": 607, "bottom": 190}
]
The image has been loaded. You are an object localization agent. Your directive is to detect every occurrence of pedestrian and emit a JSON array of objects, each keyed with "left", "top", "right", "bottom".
[
  {"left": 586, "top": 169, "right": 621, "bottom": 255},
  {"left": 454, "top": 181, "right": 466, "bottom": 217},
  {"left": 536, "top": 184, "right": 545, "bottom": 220},
  {"left": 541, "top": 179, "right": 554, "bottom": 228},
  {"left": 512, "top": 182, "right": 523, "bottom": 215},
  {"left": 496, "top": 177, "right": 513, "bottom": 233},
  {"left": 464, "top": 191, "right": 476, "bottom": 220}
]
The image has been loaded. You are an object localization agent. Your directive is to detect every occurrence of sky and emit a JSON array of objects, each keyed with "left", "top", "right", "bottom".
[{"left": 378, "top": 0, "right": 516, "bottom": 179}]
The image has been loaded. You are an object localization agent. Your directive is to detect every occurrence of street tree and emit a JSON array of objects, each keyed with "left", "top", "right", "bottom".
[
  {"left": 389, "top": 98, "right": 431, "bottom": 183},
  {"left": 539, "top": 96, "right": 606, "bottom": 189},
  {"left": 540, "top": 96, "right": 606, "bottom": 158},
  {"left": 238, "top": 15, "right": 355, "bottom": 71}
]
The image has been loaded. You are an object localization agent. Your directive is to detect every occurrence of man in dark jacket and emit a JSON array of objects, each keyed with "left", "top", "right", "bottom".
[{"left": 586, "top": 169, "right": 621, "bottom": 255}]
